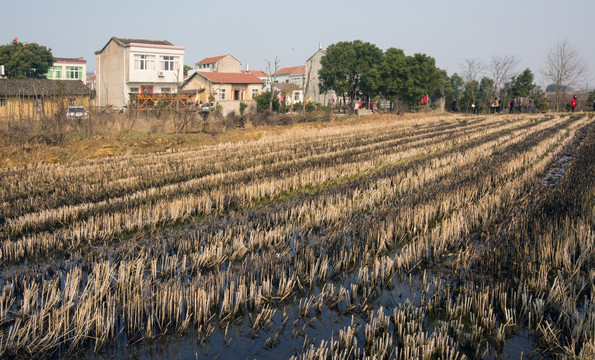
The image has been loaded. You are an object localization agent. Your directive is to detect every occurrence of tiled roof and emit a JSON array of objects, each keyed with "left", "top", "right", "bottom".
[
  {"left": 54, "top": 57, "right": 87, "bottom": 64},
  {"left": 112, "top": 37, "right": 173, "bottom": 46},
  {"left": 199, "top": 72, "right": 263, "bottom": 84},
  {"left": 196, "top": 56, "right": 226, "bottom": 66},
  {"left": 274, "top": 65, "right": 306, "bottom": 76},
  {"left": 0, "top": 79, "right": 90, "bottom": 96},
  {"left": 243, "top": 70, "right": 268, "bottom": 78},
  {"left": 96, "top": 37, "right": 176, "bottom": 54}
]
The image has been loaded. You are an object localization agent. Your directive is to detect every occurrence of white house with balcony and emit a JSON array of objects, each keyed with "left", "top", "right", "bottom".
[{"left": 95, "top": 37, "right": 185, "bottom": 109}]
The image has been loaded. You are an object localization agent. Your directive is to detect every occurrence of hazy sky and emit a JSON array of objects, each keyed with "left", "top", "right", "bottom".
[{"left": 3, "top": 0, "right": 594, "bottom": 88}]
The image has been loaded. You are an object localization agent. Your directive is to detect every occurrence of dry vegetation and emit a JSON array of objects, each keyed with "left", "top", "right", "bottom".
[{"left": 0, "top": 112, "right": 594, "bottom": 359}]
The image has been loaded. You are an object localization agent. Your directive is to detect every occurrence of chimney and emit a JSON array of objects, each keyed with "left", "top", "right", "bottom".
[
  {"left": 0, "top": 65, "right": 5, "bottom": 78},
  {"left": 246, "top": 64, "right": 250, "bottom": 73},
  {"left": 319, "top": 42, "right": 323, "bottom": 50}
]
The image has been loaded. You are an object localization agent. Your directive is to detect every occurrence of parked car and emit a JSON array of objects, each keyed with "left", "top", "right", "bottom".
[
  {"left": 66, "top": 106, "right": 89, "bottom": 121},
  {"left": 201, "top": 102, "right": 214, "bottom": 111}
]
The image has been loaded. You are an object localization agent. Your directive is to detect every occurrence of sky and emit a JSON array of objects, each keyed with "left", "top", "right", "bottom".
[{"left": 3, "top": 0, "right": 594, "bottom": 89}]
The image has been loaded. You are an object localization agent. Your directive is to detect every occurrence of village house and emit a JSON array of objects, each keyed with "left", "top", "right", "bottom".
[
  {"left": 192, "top": 54, "right": 241, "bottom": 74},
  {"left": 95, "top": 37, "right": 185, "bottom": 109},
  {"left": 181, "top": 54, "right": 264, "bottom": 115},
  {"left": 305, "top": 45, "right": 337, "bottom": 105},
  {"left": 45, "top": 57, "right": 87, "bottom": 82},
  {"left": 181, "top": 71, "right": 262, "bottom": 113},
  {"left": 275, "top": 83, "right": 303, "bottom": 105},
  {"left": 274, "top": 65, "right": 306, "bottom": 87},
  {"left": 243, "top": 68, "right": 269, "bottom": 91},
  {"left": 0, "top": 78, "right": 91, "bottom": 121}
]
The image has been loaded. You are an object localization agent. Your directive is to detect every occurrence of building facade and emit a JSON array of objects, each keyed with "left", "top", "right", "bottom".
[
  {"left": 181, "top": 71, "right": 263, "bottom": 104},
  {"left": 95, "top": 37, "right": 185, "bottom": 109},
  {"left": 0, "top": 78, "right": 90, "bottom": 120},
  {"left": 193, "top": 55, "right": 241, "bottom": 73},
  {"left": 45, "top": 58, "right": 87, "bottom": 82},
  {"left": 274, "top": 66, "right": 306, "bottom": 87},
  {"left": 305, "top": 46, "right": 337, "bottom": 105}
]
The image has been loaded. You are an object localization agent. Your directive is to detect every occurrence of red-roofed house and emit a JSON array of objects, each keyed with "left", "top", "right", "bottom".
[
  {"left": 243, "top": 69, "right": 270, "bottom": 90},
  {"left": 45, "top": 57, "right": 87, "bottom": 82},
  {"left": 274, "top": 65, "right": 306, "bottom": 87},
  {"left": 181, "top": 71, "right": 263, "bottom": 104},
  {"left": 193, "top": 54, "right": 241, "bottom": 73}
]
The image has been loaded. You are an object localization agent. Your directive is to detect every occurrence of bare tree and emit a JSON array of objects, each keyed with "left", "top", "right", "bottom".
[
  {"left": 459, "top": 58, "right": 484, "bottom": 111},
  {"left": 460, "top": 58, "right": 485, "bottom": 84},
  {"left": 487, "top": 55, "right": 519, "bottom": 96},
  {"left": 265, "top": 57, "right": 280, "bottom": 112},
  {"left": 542, "top": 40, "right": 587, "bottom": 111},
  {"left": 302, "top": 63, "right": 314, "bottom": 113}
]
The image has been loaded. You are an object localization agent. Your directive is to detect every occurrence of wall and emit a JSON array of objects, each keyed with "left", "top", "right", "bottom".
[
  {"left": 216, "top": 56, "right": 241, "bottom": 73},
  {"left": 96, "top": 41, "right": 126, "bottom": 108},
  {"left": 0, "top": 95, "right": 90, "bottom": 121},
  {"left": 216, "top": 100, "right": 256, "bottom": 116},
  {"left": 305, "top": 50, "right": 337, "bottom": 105}
]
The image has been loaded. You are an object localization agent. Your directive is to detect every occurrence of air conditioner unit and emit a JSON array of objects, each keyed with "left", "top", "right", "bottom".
[{"left": 158, "top": 71, "right": 165, "bottom": 77}]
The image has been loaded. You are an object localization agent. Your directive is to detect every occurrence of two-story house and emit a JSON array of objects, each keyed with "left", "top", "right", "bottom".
[
  {"left": 305, "top": 45, "right": 337, "bottom": 105},
  {"left": 45, "top": 57, "right": 87, "bottom": 82},
  {"left": 95, "top": 37, "right": 185, "bottom": 109},
  {"left": 192, "top": 54, "right": 241, "bottom": 73},
  {"left": 274, "top": 66, "right": 306, "bottom": 87}
]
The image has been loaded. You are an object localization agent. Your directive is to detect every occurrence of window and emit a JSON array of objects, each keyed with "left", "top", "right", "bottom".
[
  {"left": 218, "top": 89, "right": 226, "bottom": 100},
  {"left": 291, "top": 78, "right": 301, "bottom": 85},
  {"left": 161, "top": 56, "right": 179, "bottom": 71},
  {"left": 140, "top": 85, "right": 154, "bottom": 94},
  {"left": 66, "top": 66, "right": 82, "bottom": 79},
  {"left": 0, "top": 98, "right": 6, "bottom": 107},
  {"left": 161, "top": 87, "right": 171, "bottom": 93},
  {"left": 69, "top": 98, "right": 76, "bottom": 106},
  {"left": 294, "top": 92, "right": 300, "bottom": 101},
  {"left": 46, "top": 66, "right": 62, "bottom": 79},
  {"left": 129, "top": 87, "right": 139, "bottom": 93},
  {"left": 252, "top": 89, "right": 259, "bottom": 98},
  {"left": 134, "top": 54, "right": 155, "bottom": 70}
]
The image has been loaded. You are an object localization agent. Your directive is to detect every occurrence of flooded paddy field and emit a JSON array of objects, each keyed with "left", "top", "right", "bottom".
[{"left": 1, "top": 113, "right": 594, "bottom": 359}]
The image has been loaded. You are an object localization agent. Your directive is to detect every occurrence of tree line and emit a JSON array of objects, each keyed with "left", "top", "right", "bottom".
[{"left": 316, "top": 40, "right": 589, "bottom": 113}]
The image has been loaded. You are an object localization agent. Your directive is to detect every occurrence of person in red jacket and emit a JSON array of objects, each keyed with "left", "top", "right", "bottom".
[{"left": 571, "top": 95, "right": 577, "bottom": 112}]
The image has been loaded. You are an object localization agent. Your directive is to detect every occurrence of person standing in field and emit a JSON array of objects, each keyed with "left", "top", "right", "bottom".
[
  {"left": 451, "top": 98, "right": 458, "bottom": 112},
  {"left": 509, "top": 98, "right": 515, "bottom": 114},
  {"left": 593, "top": 99, "right": 595, "bottom": 112},
  {"left": 570, "top": 95, "right": 577, "bottom": 112}
]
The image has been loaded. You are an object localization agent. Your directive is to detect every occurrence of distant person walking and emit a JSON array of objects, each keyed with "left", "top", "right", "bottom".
[
  {"left": 451, "top": 98, "right": 458, "bottom": 112},
  {"left": 509, "top": 98, "right": 515, "bottom": 114},
  {"left": 571, "top": 95, "right": 577, "bottom": 112},
  {"left": 473, "top": 99, "right": 479, "bottom": 114},
  {"left": 491, "top": 98, "right": 498, "bottom": 114}
]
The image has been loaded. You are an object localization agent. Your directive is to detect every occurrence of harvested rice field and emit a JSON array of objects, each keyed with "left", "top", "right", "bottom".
[{"left": 1, "top": 112, "right": 594, "bottom": 359}]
